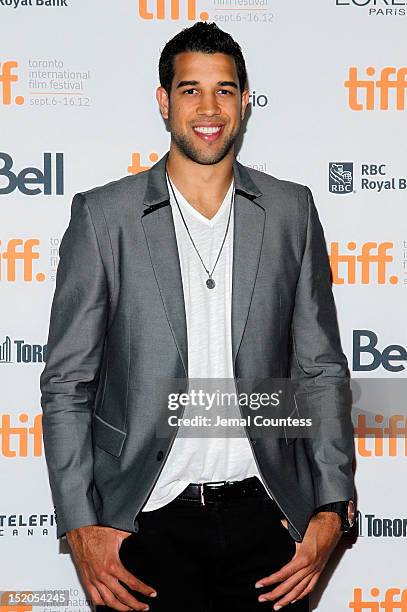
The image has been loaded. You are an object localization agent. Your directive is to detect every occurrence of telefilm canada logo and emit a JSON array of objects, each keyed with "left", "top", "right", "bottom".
[
  {"left": 329, "top": 162, "right": 407, "bottom": 194},
  {"left": 336, "top": 0, "right": 407, "bottom": 16},
  {"left": 0, "top": 511, "right": 56, "bottom": 537}
]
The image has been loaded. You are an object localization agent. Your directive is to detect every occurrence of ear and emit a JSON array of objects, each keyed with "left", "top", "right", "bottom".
[
  {"left": 156, "top": 86, "right": 170, "bottom": 120},
  {"left": 241, "top": 88, "right": 250, "bottom": 120}
]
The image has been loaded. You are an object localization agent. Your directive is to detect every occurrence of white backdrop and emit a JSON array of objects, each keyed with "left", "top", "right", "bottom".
[{"left": 1, "top": 1, "right": 406, "bottom": 610}]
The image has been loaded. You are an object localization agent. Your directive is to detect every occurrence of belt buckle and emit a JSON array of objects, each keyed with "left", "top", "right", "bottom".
[
  {"left": 199, "top": 483, "right": 205, "bottom": 506},
  {"left": 199, "top": 480, "right": 228, "bottom": 505},
  {"left": 199, "top": 480, "right": 230, "bottom": 506}
]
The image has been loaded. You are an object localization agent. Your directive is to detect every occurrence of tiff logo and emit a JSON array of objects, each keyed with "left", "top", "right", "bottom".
[
  {"left": 0, "top": 239, "right": 45, "bottom": 282},
  {"left": 350, "top": 588, "right": 407, "bottom": 611},
  {"left": 345, "top": 67, "right": 407, "bottom": 110},
  {"left": 0, "top": 60, "right": 24, "bottom": 105},
  {"left": 329, "top": 241, "right": 398, "bottom": 284},
  {"left": 128, "top": 152, "right": 159, "bottom": 175},
  {"left": 355, "top": 414, "right": 407, "bottom": 457},
  {"left": 0, "top": 413, "right": 42, "bottom": 457},
  {"left": 138, "top": 0, "right": 209, "bottom": 20}
]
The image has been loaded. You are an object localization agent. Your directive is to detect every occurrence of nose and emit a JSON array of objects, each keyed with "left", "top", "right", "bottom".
[{"left": 197, "top": 92, "right": 221, "bottom": 117}]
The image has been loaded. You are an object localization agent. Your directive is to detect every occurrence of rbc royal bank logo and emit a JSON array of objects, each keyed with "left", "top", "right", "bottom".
[
  {"left": 329, "top": 162, "right": 406, "bottom": 194},
  {"left": 329, "top": 162, "right": 354, "bottom": 194}
]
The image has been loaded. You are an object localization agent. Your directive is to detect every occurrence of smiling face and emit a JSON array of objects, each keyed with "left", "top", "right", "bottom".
[{"left": 156, "top": 51, "right": 249, "bottom": 166}]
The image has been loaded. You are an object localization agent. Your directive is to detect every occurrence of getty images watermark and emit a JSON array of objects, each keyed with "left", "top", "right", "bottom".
[
  {"left": 152, "top": 377, "right": 407, "bottom": 443},
  {"left": 166, "top": 387, "right": 312, "bottom": 429},
  {"left": 153, "top": 378, "right": 324, "bottom": 440}
]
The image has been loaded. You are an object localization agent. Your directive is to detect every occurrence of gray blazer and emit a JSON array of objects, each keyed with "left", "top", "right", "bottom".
[{"left": 40, "top": 150, "right": 355, "bottom": 542}]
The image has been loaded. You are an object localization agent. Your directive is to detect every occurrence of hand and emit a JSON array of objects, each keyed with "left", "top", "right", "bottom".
[
  {"left": 254, "top": 512, "right": 342, "bottom": 609},
  {"left": 66, "top": 524, "right": 157, "bottom": 611}
]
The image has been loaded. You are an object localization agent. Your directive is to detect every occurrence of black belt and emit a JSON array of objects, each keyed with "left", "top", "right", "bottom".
[{"left": 175, "top": 476, "right": 283, "bottom": 513}]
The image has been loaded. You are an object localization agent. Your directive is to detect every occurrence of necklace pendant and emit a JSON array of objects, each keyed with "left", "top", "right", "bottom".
[{"left": 206, "top": 277, "right": 216, "bottom": 289}]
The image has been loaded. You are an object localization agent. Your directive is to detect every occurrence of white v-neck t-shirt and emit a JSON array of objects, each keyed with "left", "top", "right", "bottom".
[{"left": 141, "top": 174, "right": 271, "bottom": 511}]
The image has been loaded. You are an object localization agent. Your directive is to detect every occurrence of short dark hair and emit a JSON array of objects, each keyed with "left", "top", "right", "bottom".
[{"left": 158, "top": 22, "right": 248, "bottom": 96}]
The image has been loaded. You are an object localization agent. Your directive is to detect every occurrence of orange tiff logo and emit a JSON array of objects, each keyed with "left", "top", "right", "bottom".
[
  {"left": 0, "top": 606, "right": 32, "bottom": 612},
  {"left": 128, "top": 151, "right": 159, "bottom": 174},
  {"left": 354, "top": 414, "right": 407, "bottom": 457},
  {"left": 350, "top": 588, "right": 407, "bottom": 611},
  {"left": 345, "top": 67, "right": 407, "bottom": 110},
  {"left": 329, "top": 241, "right": 397, "bottom": 285},
  {"left": 0, "top": 414, "right": 42, "bottom": 457},
  {"left": 138, "top": 0, "right": 209, "bottom": 19},
  {"left": 0, "top": 239, "right": 45, "bottom": 282},
  {"left": 0, "top": 61, "right": 24, "bottom": 105}
]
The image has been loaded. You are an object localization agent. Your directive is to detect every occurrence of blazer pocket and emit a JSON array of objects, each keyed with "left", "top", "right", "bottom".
[{"left": 92, "top": 412, "right": 127, "bottom": 458}]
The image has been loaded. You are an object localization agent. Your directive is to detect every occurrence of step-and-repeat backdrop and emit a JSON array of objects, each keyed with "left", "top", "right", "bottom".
[{"left": 1, "top": 1, "right": 406, "bottom": 610}]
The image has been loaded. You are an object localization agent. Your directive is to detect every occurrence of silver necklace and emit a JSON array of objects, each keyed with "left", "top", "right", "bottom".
[{"left": 166, "top": 168, "right": 235, "bottom": 290}]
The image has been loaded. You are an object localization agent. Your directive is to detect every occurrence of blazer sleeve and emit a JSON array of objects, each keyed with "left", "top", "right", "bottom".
[
  {"left": 40, "top": 192, "right": 108, "bottom": 539},
  {"left": 289, "top": 185, "right": 355, "bottom": 507}
]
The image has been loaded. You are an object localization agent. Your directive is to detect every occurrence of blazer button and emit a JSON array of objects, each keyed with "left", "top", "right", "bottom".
[{"left": 156, "top": 450, "right": 164, "bottom": 461}]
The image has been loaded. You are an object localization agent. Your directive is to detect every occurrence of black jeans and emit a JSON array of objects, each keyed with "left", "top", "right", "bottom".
[{"left": 99, "top": 482, "right": 309, "bottom": 612}]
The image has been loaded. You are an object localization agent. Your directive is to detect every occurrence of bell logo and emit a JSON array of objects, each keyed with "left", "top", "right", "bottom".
[
  {"left": 0, "top": 61, "right": 24, "bottom": 105},
  {"left": 0, "top": 152, "right": 64, "bottom": 195},
  {"left": 345, "top": 66, "right": 407, "bottom": 110},
  {"left": 353, "top": 330, "right": 406, "bottom": 372},
  {"left": 329, "top": 241, "right": 397, "bottom": 285},
  {"left": 350, "top": 587, "right": 407, "bottom": 611},
  {"left": 138, "top": 0, "right": 209, "bottom": 20}
]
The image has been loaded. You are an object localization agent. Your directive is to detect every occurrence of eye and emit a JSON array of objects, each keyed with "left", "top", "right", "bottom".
[{"left": 182, "top": 89, "right": 233, "bottom": 95}]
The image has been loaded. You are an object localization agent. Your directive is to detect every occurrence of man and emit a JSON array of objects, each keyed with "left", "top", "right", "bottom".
[{"left": 40, "top": 21, "right": 356, "bottom": 612}]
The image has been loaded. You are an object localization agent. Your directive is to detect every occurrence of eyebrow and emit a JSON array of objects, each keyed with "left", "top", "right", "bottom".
[{"left": 176, "top": 80, "right": 238, "bottom": 90}]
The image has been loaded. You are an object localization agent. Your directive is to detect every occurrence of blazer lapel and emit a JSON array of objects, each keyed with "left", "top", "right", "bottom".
[
  {"left": 231, "top": 164, "right": 265, "bottom": 370},
  {"left": 140, "top": 151, "right": 265, "bottom": 377},
  {"left": 141, "top": 155, "right": 188, "bottom": 376}
]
